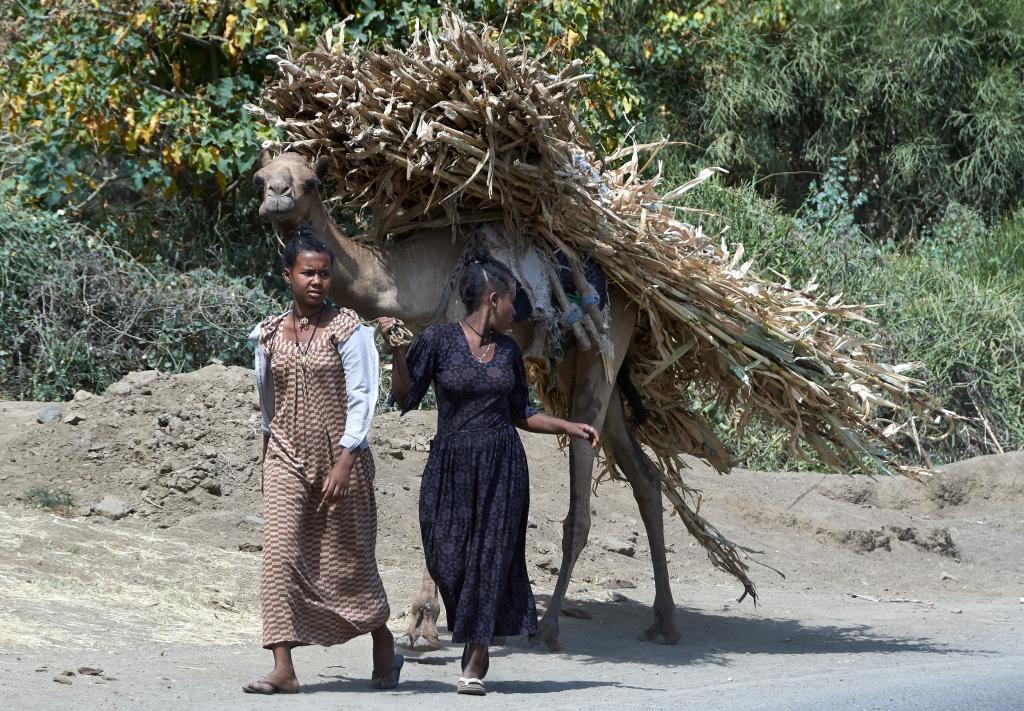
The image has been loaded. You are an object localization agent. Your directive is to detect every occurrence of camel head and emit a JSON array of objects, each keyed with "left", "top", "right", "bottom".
[{"left": 253, "top": 149, "right": 331, "bottom": 231}]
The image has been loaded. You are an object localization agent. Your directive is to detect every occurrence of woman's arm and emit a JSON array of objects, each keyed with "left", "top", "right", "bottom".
[
  {"left": 513, "top": 412, "right": 564, "bottom": 434},
  {"left": 251, "top": 324, "right": 274, "bottom": 454},
  {"left": 507, "top": 339, "right": 599, "bottom": 448},
  {"left": 514, "top": 413, "right": 599, "bottom": 448},
  {"left": 336, "top": 325, "right": 379, "bottom": 450},
  {"left": 321, "top": 325, "right": 379, "bottom": 509},
  {"left": 379, "top": 318, "right": 432, "bottom": 412},
  {"left": 390, "top": 344, "right": 412, "bottom": 409}
]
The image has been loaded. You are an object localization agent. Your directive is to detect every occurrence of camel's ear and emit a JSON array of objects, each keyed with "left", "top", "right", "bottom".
[
  {"left": 313, "top": 155, "right": 331, "bottom": 182},
  {"left": 259, "top": 147, "right": 276, "bottom": 168}
]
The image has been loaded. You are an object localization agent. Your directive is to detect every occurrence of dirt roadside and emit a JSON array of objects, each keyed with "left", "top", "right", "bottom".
[{"left": 0, "top": 365, "right": 1021, "bottom": 708}]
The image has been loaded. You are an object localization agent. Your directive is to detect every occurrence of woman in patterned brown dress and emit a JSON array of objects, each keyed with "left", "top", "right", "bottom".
[{"left": 243, "top": 230, "right": 402, "bottom": 695}]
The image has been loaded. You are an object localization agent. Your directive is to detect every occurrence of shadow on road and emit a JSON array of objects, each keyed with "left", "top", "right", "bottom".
[
  {"left": 301, "top": 676, "right": 644, "bottom": 695},
  {"left": 499, "top": 594, "right": 976, "bottom": 668},
  {"left": 300, "top": 595, "right": 983, "bottom": 695}
]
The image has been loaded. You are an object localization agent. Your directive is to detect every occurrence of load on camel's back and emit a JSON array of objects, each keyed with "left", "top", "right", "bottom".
[{"left": 246, "top": 10, "right": 960, "bottom": 650}]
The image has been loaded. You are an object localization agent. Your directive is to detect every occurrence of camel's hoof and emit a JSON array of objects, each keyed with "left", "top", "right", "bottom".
[
  {"left": 396, "top": 633, "right": 442, "bottom": 652},
  {"left": 537, "top": 618, "right": 562, "bottom": 652},
  {"left": 638, "top": 623, "right": 681, "bottom": 645},
  {"left": 523, "top": 633, "right": 560, "bottom": 653}
]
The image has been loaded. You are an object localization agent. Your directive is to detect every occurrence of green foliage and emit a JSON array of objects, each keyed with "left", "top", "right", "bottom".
[
  {"left": 2, "top": 0, "right": 1022, "bottom": 471},
  {"left": 600, "top": 0, "right": 1024, "bottom": 235},
  {"left": 794, "top": 157, "right": 868, "bottom": 239},
  {"left": 0, "top": 0, "right": 634, "bottom": 207},
  {"left": 5, "top": 0, "right": 1023, "bottom": 255},
  {"left": 331, "top": 0, "right": 641, "bottom": 148},
  {"left": 0, "top": 0, "right": 322, "bottom": 206},
  {"left": 0, "top": 197, "right": 281, "bottom": 400},
  {"left": 0, "top": 0, "right": 329, "bottom": 270},
  {"left": 921, "top": 205, "right": 1024, "bottom": 291},
  {"left": 0, "top": 0, "right": 640, "bottom": 267},
  {"left": 25, "top": 487, "right": 74, "bottom": 512}
]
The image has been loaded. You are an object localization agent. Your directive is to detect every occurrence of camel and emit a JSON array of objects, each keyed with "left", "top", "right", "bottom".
[{"left": 254, "top": 149, "right": 679, "bottom": 650}]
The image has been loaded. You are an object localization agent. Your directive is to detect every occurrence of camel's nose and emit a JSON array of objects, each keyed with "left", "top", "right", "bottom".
[{"left": 266, "top": 178, "right": 293, "bottom": 198}]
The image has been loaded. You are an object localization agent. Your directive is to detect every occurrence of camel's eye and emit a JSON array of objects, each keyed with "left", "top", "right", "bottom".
[
  {"left": 305, "top": 177, "right": 320, "bottom": 191},
  {"left": 253, "top": 174, "right": 265, "bottom": 188}
]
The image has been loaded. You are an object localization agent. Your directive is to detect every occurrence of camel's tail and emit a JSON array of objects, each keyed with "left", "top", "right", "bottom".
[{"left": 615, "top": 363, "right": 649, "bottom": 425}]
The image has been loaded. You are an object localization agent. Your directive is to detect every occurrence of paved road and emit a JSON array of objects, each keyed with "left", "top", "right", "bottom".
[
  {"left": 4, "top": 596, "right": 1021, "bottom": 710},
  {"left": 675, "top": 657, "right": 1024, "bottom": 711}
]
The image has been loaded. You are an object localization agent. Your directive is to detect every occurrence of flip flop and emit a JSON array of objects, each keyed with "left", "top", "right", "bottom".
[
  {"left": 242, "top": 678, "right": 301, "bottom": 695},
  {"left": 456, "top": 677, "right": 486, "bottom": 695},
  {"left": 371, "top": 654, "right": 405, "bottom": 689}
]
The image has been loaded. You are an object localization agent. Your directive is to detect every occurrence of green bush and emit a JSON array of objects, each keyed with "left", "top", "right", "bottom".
[
  {"left": 0, "top": 198, "right": 282, "bottom": 400},
  {"left": 690, "top": 177, "right": 1024, "bottom": 468},
  {"left": 0, "top": 0, "right": 332, "bottom": 272},
  {"left": 920, "top": 205, "right": 1024, "bottom": 290},
  {"left": 2, "top": 1, "right": 1021, "bottom": 470},
  {"left": 5, "top": 0, "right": 1022, "bottom": 263},
  {"left": 25, "top": 487, "right": 74, "bottom": 512}
]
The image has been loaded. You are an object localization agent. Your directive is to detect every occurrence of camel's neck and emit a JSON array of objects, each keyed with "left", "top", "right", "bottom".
[
  {"left": 286, "top": 199, "right": 468, "bottom": 325},
  {"left": 301, "top": 200, "right": 391, "bottom": 315}
]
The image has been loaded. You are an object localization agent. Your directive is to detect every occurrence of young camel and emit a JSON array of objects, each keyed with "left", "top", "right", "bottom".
[{"left": 254, "top": 149, "right": 679, "bottom": 650}]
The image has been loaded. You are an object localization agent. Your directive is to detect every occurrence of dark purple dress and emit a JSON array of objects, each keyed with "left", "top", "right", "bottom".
[{"left": 401, "top": 323, "right": 539, "bottom": 645}]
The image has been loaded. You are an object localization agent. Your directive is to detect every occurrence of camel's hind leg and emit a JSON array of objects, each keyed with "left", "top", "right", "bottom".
[
  {"left": 602, "top": 389, "right": 680, "bottom": 644},
  {"left": 396, "top": 568, "right": 442, "bottom": 651}
]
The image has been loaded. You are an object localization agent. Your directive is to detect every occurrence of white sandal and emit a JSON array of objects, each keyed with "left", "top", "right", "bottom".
[{"left": 457, "top": 677, "right": 486, "bottom": 695}]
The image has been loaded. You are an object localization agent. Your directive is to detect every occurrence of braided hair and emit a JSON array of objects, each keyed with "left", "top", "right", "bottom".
[
  {"left": 282, "top": 223, "right": 334, "bottom": 269},
  {"left": 459, "top": 248, "right": 516, "bottom": 312}
]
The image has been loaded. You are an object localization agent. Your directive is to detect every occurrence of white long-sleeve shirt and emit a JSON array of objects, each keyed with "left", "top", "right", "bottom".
[{"left": 249, "top": 322, "right": 379, "bottom": 450}]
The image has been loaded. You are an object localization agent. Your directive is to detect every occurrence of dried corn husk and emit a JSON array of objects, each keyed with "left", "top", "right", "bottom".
[{"left": 248, "top": 11, "right": 955, "bottom": 599}]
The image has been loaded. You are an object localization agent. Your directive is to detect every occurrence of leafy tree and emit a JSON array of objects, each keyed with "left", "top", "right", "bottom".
[
  {"left": 1, "top": 0, "right": 339, "bottom": 271},
  {"left": 0, "top": 196, "right": 278, "bottom": 400},
  {"left": 592, "top": 0, "right": 1024, "bottom": 235},
  {"left": 0, "top": 0, "right": 644, "bottom": 269}
]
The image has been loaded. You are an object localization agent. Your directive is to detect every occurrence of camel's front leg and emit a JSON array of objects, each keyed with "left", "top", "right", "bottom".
[
  {"left": 537, "top": 440, "right": 597, "bottom": 651},
  {"left": 537, "top": 352, "right": 615, "bottom": 651},
  {"left": 396, "top": 567, "right": 442, "bottom": 651}
]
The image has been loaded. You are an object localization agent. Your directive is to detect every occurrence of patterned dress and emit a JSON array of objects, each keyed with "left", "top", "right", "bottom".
[
  {"left": 255, "top": 309, "right": 389, "bottom": 649},
  {"left": 402, "top": 322, "right": 538, "bottom": 645}
]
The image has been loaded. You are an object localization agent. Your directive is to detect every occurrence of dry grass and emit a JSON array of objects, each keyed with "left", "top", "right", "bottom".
[
  {"left": 249, "top": 10, "right": 958, "bottom": 597},
  {"left": 0, "top": 508, "right": 258, "bottom": 650}
]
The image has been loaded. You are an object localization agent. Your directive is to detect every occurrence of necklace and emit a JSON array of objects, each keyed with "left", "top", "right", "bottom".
[
  {"left": 461, "top": 320, "right": 494, "bottom": 363},
  {"left": 294, "top": 303, "right": 325, "bottom": 366}
]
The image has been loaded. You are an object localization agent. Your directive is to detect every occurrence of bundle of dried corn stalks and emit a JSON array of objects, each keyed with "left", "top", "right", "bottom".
[{"left": 248, "top": 11, "right": 951, "bottom": 597}]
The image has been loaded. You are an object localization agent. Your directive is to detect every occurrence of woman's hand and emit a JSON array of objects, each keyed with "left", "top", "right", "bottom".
[
  {"left": 319, "top": 451, "right": 354, "bottom": 511},
  {"left": 563, "top": 421, "right": 600, "bottom": 449},
  {"left": 376, "top": 317, "right": 404, "bottom": 354},
  {"left": 377, "top": 317, "right": 399, "bottom": 339}
]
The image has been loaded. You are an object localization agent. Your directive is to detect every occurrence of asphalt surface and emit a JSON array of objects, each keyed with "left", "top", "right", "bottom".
[{"left": 5, "top": 596, "right": 1021, "bottom": 710}]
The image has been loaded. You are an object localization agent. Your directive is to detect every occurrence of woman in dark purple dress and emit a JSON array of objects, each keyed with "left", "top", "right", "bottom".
[{"left": 382, "top": 249, "right": 598, "bottom": 696}]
